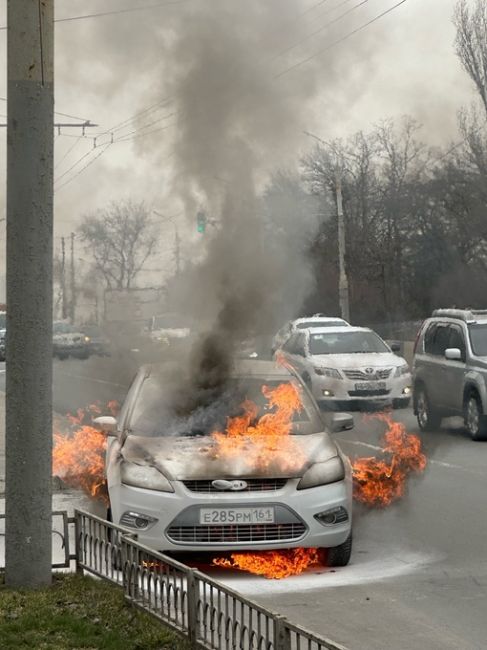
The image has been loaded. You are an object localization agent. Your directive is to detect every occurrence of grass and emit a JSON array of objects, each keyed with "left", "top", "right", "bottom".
[{"left": 0, "top": 573, "right": 188, "bottom": 649}]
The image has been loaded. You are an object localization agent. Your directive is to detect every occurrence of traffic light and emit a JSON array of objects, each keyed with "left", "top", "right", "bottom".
[{"left": 196, "top": 211, "right": 206, "bottom": 233}]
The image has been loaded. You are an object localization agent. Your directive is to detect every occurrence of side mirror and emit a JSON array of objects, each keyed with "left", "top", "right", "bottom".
[
  {"left": 390, "top": 341, "right": 402, "bottom": 353},
  {"left": 93, "top": 415, "right": 118, "bottom": 436},
  {"left": 330, "top": 413, "right": 354, "bottom": 433},
  {"left": 445, "top": 347, "right": 462, "bottom": 361}
]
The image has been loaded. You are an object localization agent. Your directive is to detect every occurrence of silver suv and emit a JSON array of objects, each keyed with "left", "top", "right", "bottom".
[{"left": 413, "top": 309, "right": 487, "bottom": 440}]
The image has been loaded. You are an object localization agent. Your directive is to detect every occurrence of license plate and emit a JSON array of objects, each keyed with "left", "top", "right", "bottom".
[
  {"left": 354, "top": 381, "right": 386, "bottom": 391},
  {"left": 199, "top": 507, "right": 275, "bottom": 525}
]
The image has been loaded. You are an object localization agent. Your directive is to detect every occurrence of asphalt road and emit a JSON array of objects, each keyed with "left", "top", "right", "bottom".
[{"left": 1, "top": 357, "right": 486, "bottom": 649}]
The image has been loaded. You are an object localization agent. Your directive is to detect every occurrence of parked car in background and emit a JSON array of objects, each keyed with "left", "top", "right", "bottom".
[
  {"left": 272, "top": 315, "right": 350, "bottom": 355},
  {"left": 147, "top": 313, "right": 191, "bottom": 346},
  {"left": 413, "top": 308, "right": 487, "bottom": 440},
  {"left": 52, "top": 321, "right": 91, "bottom": 360},
  {"left": 82, "top": 324, "right": 111, "bottom": 356},
  {"left": 95, "top": 360, "right": 354, "bottom": 566},
  {"left": 278, "top": 326, "right": 411, "bottom": 410}
]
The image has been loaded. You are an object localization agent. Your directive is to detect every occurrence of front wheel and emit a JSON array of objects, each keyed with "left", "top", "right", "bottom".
[
  {"left": 415, "top": 386, "right": 441, "bottom": 431},
  {"left": 325, "top": 533, "right": 352, "bottom": 567},
  {"left": 464, "top": 392, "right": 487, "bottom": 441}
]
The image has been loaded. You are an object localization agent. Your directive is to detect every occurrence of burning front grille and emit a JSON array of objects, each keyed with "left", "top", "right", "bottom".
[
  {"left": 166, "top": 523, "right": 306, "bottom": 544},
  {"left": 343, "top": 368, "right": 392, "bottom": 381},
  {"left": 183, "top": 478, "right": 288, "bottom": 493}
]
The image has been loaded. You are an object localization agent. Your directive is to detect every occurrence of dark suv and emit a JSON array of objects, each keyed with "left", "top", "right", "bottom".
[{"left": 412, "top": 309, "right": 487, "bottom": 440}]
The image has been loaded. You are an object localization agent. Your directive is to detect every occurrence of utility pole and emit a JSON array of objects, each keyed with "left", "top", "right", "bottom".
[
  {"left": 335, "top": 174, "right": 350, "bottom": 322},
  {"left": 70, "top": 233, "right": 76, "bottom": 323},
  {"left": 174, "top": 227, "right": 181, "bottom": 276},
  {"left": 61, "top": 237, "right": 67, "bottom": 319},
  {"left": 6, "top": 0, "right": 54, "bottom": 587}
]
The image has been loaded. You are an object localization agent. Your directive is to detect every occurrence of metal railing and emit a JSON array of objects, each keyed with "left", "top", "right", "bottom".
[{"left": 74, "top": 508, "right": 349, "bottom": 650}]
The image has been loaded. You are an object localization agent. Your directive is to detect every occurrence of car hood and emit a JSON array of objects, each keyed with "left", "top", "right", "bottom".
[
  {"left": 309, "top": 352, "right": 405, "bottom": 369},
  {"left": 120, "top": 432, "right": 338, "bottom": 480}
]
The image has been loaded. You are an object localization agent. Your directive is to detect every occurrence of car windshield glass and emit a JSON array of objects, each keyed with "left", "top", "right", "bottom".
[
  {"left": 309, "top": 331, "right": 389, "bottom": 355},
  {"left": 128, "top": 376, "right": 321, "bottom": 437},
  {"left": 296, "top": 320, "right": 345, "bottom": 329},
  {"left": 0, "top": 313, "right": 5, "bottom": 329},
  {"left": 468, "top": 324, "right": 487, "bottom": 356}
]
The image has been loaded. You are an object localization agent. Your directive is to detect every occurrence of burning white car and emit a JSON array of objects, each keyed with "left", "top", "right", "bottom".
[{"left": 95, "top": 360, "right": 353, "bottom": 566}]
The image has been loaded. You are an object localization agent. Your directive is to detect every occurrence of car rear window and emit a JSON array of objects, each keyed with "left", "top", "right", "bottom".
[
  {"left": 296, "top": 320, "right": 345, "bottom": 329},
  {"left": 128, "top": 376, "right": 322, "bottom": 437}
]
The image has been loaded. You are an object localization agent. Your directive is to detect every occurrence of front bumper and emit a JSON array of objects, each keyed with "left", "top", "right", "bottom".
[
  {"left": 109, "top": 478, "right": 352, "bottom": 552},
  {"left": 310, "top": 373, "right": 412, "bottom": 409}
]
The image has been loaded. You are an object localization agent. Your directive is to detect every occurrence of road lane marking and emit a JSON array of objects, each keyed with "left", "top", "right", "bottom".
[
  {"left": 53, "top": 369, "right": 127, "bottom": 389},
  {"left": 341, "top": 439, "right": 484, "bottom": 476}
]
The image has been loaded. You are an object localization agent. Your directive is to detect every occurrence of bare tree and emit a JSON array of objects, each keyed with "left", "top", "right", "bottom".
[
  {"left": 454, "top": 0, "right": 487, "bottom": 117},
  {"left": 79, "top": 200, "right": 158, "bottom": 289}
]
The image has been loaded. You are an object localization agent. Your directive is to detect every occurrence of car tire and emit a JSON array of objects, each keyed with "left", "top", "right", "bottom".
[
  {"left": 415, "top": 385, "right": 441, "bottom": 432},
  {"left": 393, "top": 398, "right": 410, "bottom": 409},
  {"left": 464, "top": 391, "right": 487, "bottom": 441},
  {"left": 325, "top": 533, "right": 352, "bottom": 567}
]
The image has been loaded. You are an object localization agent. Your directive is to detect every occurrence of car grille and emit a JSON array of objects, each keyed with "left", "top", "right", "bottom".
[
  {"left": 167, "top": 523, "right": 306, "bottom": 544},
  {"left": 183, "top": 478, "right": 288, "bottom": 493},
  {"left": 343, "top": 368, "right": 392, "bottom": 381},
  {"left": 348, "top": 389, "right": 390, "bottom": 397}
]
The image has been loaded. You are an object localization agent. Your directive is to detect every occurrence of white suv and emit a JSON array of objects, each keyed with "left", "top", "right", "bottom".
[
  {"left": 278, "top": 326, "right": 411, "bottom": 410},
  {"left": 272, "top": 315, "right": 350, "bottom": 355},
  {"left": 413, "top": 309, "right": 487, "bottom": 440}
]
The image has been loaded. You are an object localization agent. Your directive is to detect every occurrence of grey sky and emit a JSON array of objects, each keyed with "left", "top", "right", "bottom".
[{"left": 0, "top": 0, "right": 478, "bottom": 284}]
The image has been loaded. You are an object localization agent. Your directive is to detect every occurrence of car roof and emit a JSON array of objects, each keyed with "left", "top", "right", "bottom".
[
  {"left": 304, "top": 326, "right": 372, "bottom": 335},
  {"left": 146, "top": 359, "right": 294, "bottom": 380},
  {"left": 293, "top": 316, "right": 347, "bottom": 325}
]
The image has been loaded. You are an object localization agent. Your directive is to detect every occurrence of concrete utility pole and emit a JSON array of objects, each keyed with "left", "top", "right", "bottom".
[
  {"left": 174, "top": 227, "right": 181, "bottom": 276},
  {"left": 6, "top": 0, "right": 54, "bottom": 587},
  {"left": 61, "top": 237, "right": 68, "bottom": 319},
  {"left": 335, "top": 174, "right": 350, "bottom": 322},
  {"left": 70, "top": 232, "right": 76, "bottom": 322}
]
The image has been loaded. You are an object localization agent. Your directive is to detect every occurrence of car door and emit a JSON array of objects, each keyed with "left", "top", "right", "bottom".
[
  {"left": 423, "top": 322, "right": 450, "bottom": 408},
  {"left": 281, "top": 332, "right": 305, "bottom": 374},
  {"left": 439, "top": 324, "right": 466, "bottom": 413}
]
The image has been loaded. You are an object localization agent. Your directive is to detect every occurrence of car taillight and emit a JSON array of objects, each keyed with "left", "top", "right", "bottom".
[{"left": 413, "top": 321, "right": 425, "bottom": 354}]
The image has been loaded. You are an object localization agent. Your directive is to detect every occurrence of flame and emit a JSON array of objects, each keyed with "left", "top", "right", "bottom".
[
  {"left": 352, "top": 412, "right": 427, "bottom": 507},
  {"left": 53, "top": 402, "right": 118, "bottom": 502},
  {"left": 210, "top": 382, "right": 306, "bottom": 472},
  {"left": 213, "top": 547, "right": 322, "bottom": 579}
]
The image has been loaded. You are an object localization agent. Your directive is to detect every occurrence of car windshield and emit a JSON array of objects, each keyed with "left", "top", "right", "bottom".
[
  {"left": 128, "top": 376, "right": 322, "bottom": 437},
  {"left": 296, "top": 320, "right": 345, "bottom": 329},
  {"left": 469, "top": 324, "right": 487, "bottom": 356},
  {"left": 309, "top": 331, "right": 389, "bottom": 355},
  {"left": 0, "top": 313, "right": 5, "bottom": 329}
]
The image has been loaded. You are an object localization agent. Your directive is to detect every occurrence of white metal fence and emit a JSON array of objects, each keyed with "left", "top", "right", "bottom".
[{"left": 75, "top": 508, "right": 349, "bottom": 650}]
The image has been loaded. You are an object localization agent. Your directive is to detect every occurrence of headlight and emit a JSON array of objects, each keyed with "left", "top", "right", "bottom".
[
  {"left": 394, "top": 364, "right": 410, "bottom": 377},
  {"left": 121, "top": 461, "right": 174, "bottom": 492},
  {"left": 314, "top": 367, "right": 342, "bottom": 379},
  {"left": 84, "top": 336, "right": 91, "bottom": 343},
  {"left": 297, "top": 456, "right": 345, "bottom": 490}
]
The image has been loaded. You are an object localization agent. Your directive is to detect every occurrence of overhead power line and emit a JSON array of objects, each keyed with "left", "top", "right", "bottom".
[
  {"left": 0, "top": 95, "right": 91, "bottom": 123},
  {"left": 277, "top": 0, "right": 370, "bottom": 59},
  {"left": 274, "top": 0, "right": 408, "bottom": 79},
  {"left": 0, "top": 1, "right": 190, "bottom": 31}
]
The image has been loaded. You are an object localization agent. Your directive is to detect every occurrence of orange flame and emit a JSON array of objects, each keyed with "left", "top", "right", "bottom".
[
  {"left": 352, "top": 412, "right": 427, "bottom": 507},
  {"left": 210, "top": 382, "right": 306, "bottom": 472},
  {"left": 53, "top": 402, "right": 119, "bottom": 502},
  {"left": 213, "top": 548, "right": 322, "bottom": 579}
]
